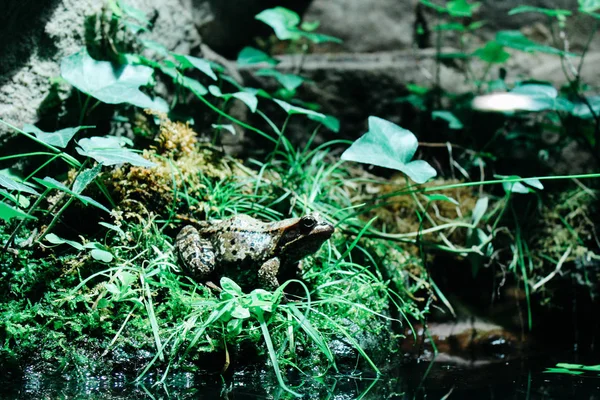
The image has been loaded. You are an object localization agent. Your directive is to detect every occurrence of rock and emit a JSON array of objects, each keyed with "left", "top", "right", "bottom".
[
  {"left": 0, "top": 0, "right": 205, "bottom": 136},
  {"left": 304, "top": 0, "right": 598, "bottom": 53},
  {"left": 193, "top": 0, "right": 314, "bottom": 58}
]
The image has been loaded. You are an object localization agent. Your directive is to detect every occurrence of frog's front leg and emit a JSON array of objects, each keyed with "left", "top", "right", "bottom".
[
  {"left": 176, "top": 225, "right": 216, "bottom": 280},
  {"left": 258, "top": 257, "right": 281, "bottom": 290}
]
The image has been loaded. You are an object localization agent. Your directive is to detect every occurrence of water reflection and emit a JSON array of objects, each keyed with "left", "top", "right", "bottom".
[{"left": 3, "top": 354, "right": 600, "bottom": 399}]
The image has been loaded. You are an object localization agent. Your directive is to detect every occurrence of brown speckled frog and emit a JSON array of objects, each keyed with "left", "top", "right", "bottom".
[{"left": 176, "top": 213, "right": 334, "bottom": 290}]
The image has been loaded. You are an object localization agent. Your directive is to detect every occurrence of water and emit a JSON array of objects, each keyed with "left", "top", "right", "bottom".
[{"left": 2, "top": 354, "right": 599, "bottom": 399}]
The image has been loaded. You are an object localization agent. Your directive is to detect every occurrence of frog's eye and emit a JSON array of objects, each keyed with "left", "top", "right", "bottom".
[{"left": 300, "top": 216, "right": 316, "bottom": 230}]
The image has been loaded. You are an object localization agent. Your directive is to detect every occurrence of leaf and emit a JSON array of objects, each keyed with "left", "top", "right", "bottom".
[
  {"left": 473, "top": 41, "right": 510, "bottom": 64},
  {"left": 300, "top": 20, "right": 320, "bottom": 31},
  {"left": 208, "top": 85, "right": 258, "bottom": 112},
  {"left": 179, "top": 76, "right": 208, "bottom": 96},
  {"left": 447, "top": 0, "right": 481, "bottom": 17},
  {"left": 426, "top": 194, "right": 459, "bottom": 205},
  {"left": 72, "top": 164, "right": 102, "bottom": 194},
  {"left": 256, "top": 69, "right": 305, "bottom": 91},
  {"left": 419, "top": 0, "right": 447, "bottom": 13},
  {"left": 99, "top": 221, "right": 126, "bottom": 238},
  {"left": 471, "top": 197, "right": 488, "bottom": 226},
  {"left": 237, "top": 47, "right": 279, "bottom": 66},
  {"left": 571, "top": 96, "right": 600, "bottom": 119},
  {"left": 255, "top": 7, "right": 303, "bottom": 41},
  {"left": 230, "top": 305, "right": 250, "bottom": 319},
  {"left": 76, "top": 136, "right": 156, "bottom": 168},
  {"left": 91, "top": 249, "right": 114, "bottom": 262},
  {"left": 255, "top": 7, "right": 342, "bottom": 44},
  {"left": 22, "top": 124, "right": 88, "bottom": 148},
  {"left": 33, "top": 177, "right": 110, "bottom": 212},
  {"left": 45, "top": 233, "right": 85, "bottom": 251},
  {"left": 231, "top": 92, "right": 258, "bottom": 113},
  {"left": 273, "top": 99, "right": 325, "bottom": 118},
  {"left": 173, "top": 54, "right": 218, "bottom": 80},
  {"left": 509, "top": 6, "right": 572, "bottom": 18},
  {"left": 61, "top": 49, "right": 167, "bottom": 112},
  {"left": 0, "top": 202, "right": 36, "bottom": 222},
  {"left": 512, "top": 83, "right": 558, "bottom": 99},
  {"left": 432, "top": 111, "right": 464, "bottom": 129},
  {"left": 499, "top": 175, "right": 544, "bottom": 194},
  {"left": 0, "top": 175, "right": 39, "bottom": 195},
  {"left": 308, "top": 114, "right": 340, "bottom": 132},
  {"left": 341, "top": 117, "right": 437, "bottom": 184},
  {"left": 496, "top": 31, "right": 574, "bottom": 56},
  {"left": 300, "top": 32, "right": 343, "bottom": 44},
  {"left": 221, "top": 277, "right": 243, "bottom": 296},
  {"left": 211, "top": 124, "right": 236, "bottom": 135},
  {"left": 579, "top": 0, "right": 600, "bottom": 13},
  {"left": 0, "top": 189, "right": 18, "bottom": 205}
]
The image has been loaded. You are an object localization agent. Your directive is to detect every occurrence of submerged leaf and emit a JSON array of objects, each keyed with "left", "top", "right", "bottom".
[{"left": 341, "top": 117, "right": 437, "bottom": 184}]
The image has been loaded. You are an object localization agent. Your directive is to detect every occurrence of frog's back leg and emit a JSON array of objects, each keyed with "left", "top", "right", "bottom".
[
  {"left": 176, "top": 225, "right": 216, "bottom": 280},
  {"left": 258, "top": 257, "right": 281, "bottom": 290}
]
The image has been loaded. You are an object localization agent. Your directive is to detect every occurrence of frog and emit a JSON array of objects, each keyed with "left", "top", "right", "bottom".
[{"left": 176, "top": 213, "right": 335, "bottom": 291}]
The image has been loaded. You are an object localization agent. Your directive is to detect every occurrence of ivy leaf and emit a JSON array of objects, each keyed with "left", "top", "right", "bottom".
[
  {"left": 22, "top": 124, "right": 89, "bottom": 148},
  {"left": 208, "top": 85, "right": 258, "bottom": 112},
  {"left": 579, "top": 0, "right": 600, "bottom": 13},
  {"left": 212, "top": 124, "right": 236, "bottom": 135},
  {"left": 72, "top": 163, "right": 102, "bottom": 194},
  {"left": 496, "top": 31, "right": 575, "bottom": 56},
  {"left": 447, "top": 0, "right": 481, "bottom": 17},
  {"left": 273, "top": 99, "right": 325, "bottom": 118},
  {"left": 432, "top": 111, "right": 464, "bottom": 129},
  {"left": 237, "top": 47, "right": 279, "bottom": 66},
  {"left": 173, "top": 54, "right": 218, "bottom": 80},
  {"left": 61, "top": 49, "right": 167, "bottom": 112},
  {"left": 256, "top": 7, "right": 342, "bottom": 44},
  {"left": 255, "top": 7, "right": 303, "bottom": 41},
  {"left": 179, "top": 76, "right": 208, "bottom": 96},
  {"left": 341, "top": 117, "right": 437, "bottom": 184},
  {"left": 0, "top": 175, "right": 39, "bottom": 196},
  {"left": 473, "top": 41, "right": 511, "bottom": 64},
  {"left": 308, "top": 114, "right": 340, "bottom": 132},
  {"left": 76, "top": 136, "right": 155, "bottom": 168},
  {"left": 33, "top": 177, "right": 110, "bottom": 212},
  {"left": 256, "top": 69, "right": 305, "bottom": 91},
  {"left": 232, "top": 92, "right": 258, "bottom": 113},
  {"left": 509, "top": 6, "right": 572, "bottom": 18},
  {"left": 426, "top": 194, "right": 459, "bottom": 205},
  {"left": 0, "top": 202, "right": 36, "bottom": 222}
]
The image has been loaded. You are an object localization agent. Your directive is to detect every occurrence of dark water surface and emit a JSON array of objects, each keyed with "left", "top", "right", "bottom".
[{"left": 2, "top": 354, "right": 599, "bottom": 399}]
